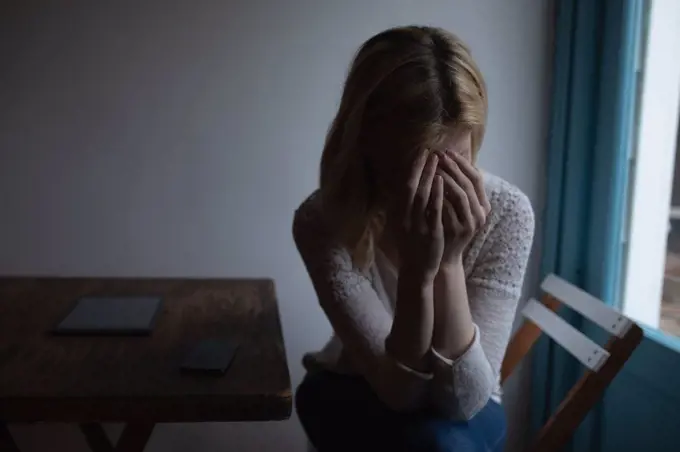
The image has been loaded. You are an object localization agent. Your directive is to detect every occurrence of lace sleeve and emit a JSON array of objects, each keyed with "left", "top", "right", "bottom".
[
  {"left": 429, "top": 186, "right": 535, "bottom": 420},
  {"left": 293, "top": 192, "right": 431, "bottom": 411}
]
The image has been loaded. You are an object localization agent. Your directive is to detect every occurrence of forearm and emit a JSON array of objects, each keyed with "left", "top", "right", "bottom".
[
  {"left": 432, "top": 260, "right": 476, "bottom": 360},
  {"left": 386, "top": 267, "right": 435, "bottom": 373},
  {"left": 428, "top": 260, "right": 494, "bottom": 420}
]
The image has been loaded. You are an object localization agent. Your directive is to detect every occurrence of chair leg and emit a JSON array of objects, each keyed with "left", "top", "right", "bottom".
[{"left": 80, "top": 423, "right": 155, "bottom": 452}]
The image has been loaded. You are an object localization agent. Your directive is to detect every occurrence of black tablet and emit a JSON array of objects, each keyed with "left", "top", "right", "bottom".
[{"left": 54, "top": 296, "right": 163, "bottom": 336}]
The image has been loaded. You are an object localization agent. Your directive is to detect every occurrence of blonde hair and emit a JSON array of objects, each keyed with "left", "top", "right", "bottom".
[{"left": 319, "top": 25, "right": 487, "bottom": 269}]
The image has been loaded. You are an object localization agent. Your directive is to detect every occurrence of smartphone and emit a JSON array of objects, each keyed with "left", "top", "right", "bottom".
[{"left": 180, "top": 339, "right": 238, "bottom": 376}]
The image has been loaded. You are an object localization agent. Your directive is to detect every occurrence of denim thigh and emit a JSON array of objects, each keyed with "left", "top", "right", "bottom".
[{"left": 295, "top": 371, "right": 506, "bottom": 452}]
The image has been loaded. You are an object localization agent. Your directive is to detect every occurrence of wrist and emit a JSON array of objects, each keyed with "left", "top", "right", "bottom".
[
  {"left": 433, "top": 257, "right": 466, "bottom": 312},
  {"left": 400, "top": 263, "right": 437, "bottom": 287},
  {"left": 438, "top": 255, "right": 464, "bottom": 278},
  {"left": 386, "top": 334, "right": 432, "bottom": 373}
]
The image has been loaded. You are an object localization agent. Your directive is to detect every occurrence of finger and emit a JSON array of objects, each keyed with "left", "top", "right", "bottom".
[
  {"left": 413, "top": 153, "right": 438, "bottom": 226},
  {"left": 449, "top": 199, "right": 465, "bottom": 234},
  {"left": 401, "top": 151, "right": 430, "bottom": 225},
  {"left": 438, "top": 153, "right": 486, "bottom": 227},
  {"left": 438, "top": 169, "right": 475, "bottom": 232},
  {"left": 435, "top": 151, "right": 464, "bottom": 184},
  {"left": 442, "top": 199, "right": 457, "bottom": 233},
  {"left": 428, "top": 174, "right": 444, "bottom": 233},
  {"left": 450, "top": 152, "right": 491, "bottom": 214},
  {"left": 442, "top": 199, "right": 464, "bottom": 234}
]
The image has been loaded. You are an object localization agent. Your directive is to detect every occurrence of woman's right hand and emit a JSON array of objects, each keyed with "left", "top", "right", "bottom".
[{"left": 396, "top": 151, "right": 445, "bottom": 284}]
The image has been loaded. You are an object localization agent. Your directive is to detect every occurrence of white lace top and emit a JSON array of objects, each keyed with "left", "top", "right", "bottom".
[{"left": 293, "top": 172, "right": 535, "bottom": 420}]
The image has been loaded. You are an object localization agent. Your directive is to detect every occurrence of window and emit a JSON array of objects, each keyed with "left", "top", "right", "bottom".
[
  {"left": 622, "top": 0, "right": 680, "bottom": 338},
  {"left": 663, "top": 158, "right": 680, "bottom": 335}
]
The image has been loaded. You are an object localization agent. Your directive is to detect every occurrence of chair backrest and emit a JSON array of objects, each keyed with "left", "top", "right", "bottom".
[{"left": 501, "top": 274, "right": 643, "bottom": 452}]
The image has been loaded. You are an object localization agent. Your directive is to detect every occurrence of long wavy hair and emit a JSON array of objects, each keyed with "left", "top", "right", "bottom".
[{"left": 319, "top": 26, "right": 488, "bottom": 269}]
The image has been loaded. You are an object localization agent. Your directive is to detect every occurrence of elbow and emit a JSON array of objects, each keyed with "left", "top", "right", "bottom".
[
  {"left": 463, "top": 391, "right": 494, "bottom": 421},
  {"left": 453, "top": 392, "right": 494, "bottom": 421},
  {"left": 430, "top": 366, "right": 497, "bottom": 421},
  {"left": 432, "top": 385, "right": 494, "bottom": 421},
  {"left": 429, "top": 332, "right": 498, "bottom": 420}
]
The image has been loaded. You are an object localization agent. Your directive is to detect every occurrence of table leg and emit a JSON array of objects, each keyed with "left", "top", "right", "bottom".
[
  {"left": 115, "top": 423, "right": 155, "bottom": 452},
  {"left": 0, "top": 423, "right": 20, "bottom": 452},
  {"left": 80, "top": 423, "right": 114, "bottom": 452},
  {"left": 80, "top": 423, "right": 155, "bottom": 452}
]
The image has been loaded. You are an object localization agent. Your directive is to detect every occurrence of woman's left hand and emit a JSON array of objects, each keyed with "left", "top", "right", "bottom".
[{"left": 435, "top": 151, "right": 491, "bottom": 267}]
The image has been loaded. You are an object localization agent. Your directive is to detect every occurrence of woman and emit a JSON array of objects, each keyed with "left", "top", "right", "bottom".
[{"left": 293, "top": 25, "right": 534, "bottom": 452}]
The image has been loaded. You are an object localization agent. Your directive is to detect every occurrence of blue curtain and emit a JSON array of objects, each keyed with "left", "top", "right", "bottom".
[{"left": 531, "top": 0, "right": 644, "bottom": 450}]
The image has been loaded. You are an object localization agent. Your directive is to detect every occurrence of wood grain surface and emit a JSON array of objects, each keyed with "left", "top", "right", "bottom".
[{"left": 0, "top": 277, "right": 291, "bottom": 423}]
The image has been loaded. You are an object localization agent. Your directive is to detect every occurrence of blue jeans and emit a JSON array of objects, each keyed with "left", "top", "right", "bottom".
[{"left": 296, "top": 371, "right": 506, "bottom": 452}]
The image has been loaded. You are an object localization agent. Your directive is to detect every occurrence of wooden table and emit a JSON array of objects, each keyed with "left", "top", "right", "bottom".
[{"left": 0, "top": 277, "right": 292, "bottom": 452}]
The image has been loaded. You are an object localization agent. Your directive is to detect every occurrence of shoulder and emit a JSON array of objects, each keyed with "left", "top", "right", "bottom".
[
  {"left": 292, "top": 191, "right": 373, "bottom": 293},
  {"left": 292, "top": 190, "right": 348, "bottom": 260},
  {"left": 292, "top": 190, "right": 325, "bottom": 239},
  {"left": 482, "top": 171, "right": 535, "bottom": 236},
  {"left": 467, "top": 172, "right": 535, "bottom": 293}
]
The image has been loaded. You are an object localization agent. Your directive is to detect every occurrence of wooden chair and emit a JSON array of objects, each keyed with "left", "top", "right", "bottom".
[{"left": 501, "top": 274, "right": 644, "bottom": 452}]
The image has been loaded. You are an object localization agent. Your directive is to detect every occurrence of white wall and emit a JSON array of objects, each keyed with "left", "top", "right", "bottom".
[{"left": 0, "top": 1, "right": 551, "bottom": 451}]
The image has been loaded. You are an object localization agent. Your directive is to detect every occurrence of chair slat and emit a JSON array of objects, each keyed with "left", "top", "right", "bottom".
[
  {"left": 501, "top": 294, "right": 560, "bottom": 384},
  {"left": 541, "top": 274, "right": 632, "bottom": 337},
  {"left": 522, "top": 299, "right": 610, "bottom": 371}
]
